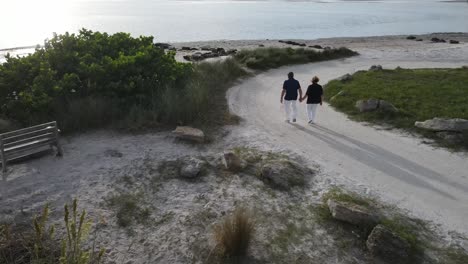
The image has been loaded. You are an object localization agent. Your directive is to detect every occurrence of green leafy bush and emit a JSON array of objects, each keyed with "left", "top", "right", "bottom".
[{"left": 0, "top": 29, "right": 191, "bottom": 132}]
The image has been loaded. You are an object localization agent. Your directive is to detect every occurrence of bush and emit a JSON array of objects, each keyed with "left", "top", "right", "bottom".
[
  {"left": 214, "top": 207, "right": 255, "bottom": 257},
  {"left": 0, "top": 29, "right": 191, "bottom": 132}
]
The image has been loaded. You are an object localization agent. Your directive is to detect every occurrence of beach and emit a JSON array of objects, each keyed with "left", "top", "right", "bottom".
[{"left": 1, "top": 33, "right": 468, "bottom": 263}]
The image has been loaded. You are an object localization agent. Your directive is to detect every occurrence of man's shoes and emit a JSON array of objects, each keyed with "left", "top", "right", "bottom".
[{"left": 292, "top": 119, "right": 296, "bottom": 123}]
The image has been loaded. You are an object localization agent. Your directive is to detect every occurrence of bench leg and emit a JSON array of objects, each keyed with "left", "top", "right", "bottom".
[
  {"left": 1, "top": 157, "right": 6, "bottom": 173},
  {"left": 55, "top": 142, "right": 64, "bottom": 157}
]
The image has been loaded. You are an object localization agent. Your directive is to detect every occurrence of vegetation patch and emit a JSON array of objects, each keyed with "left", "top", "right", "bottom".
[
  {"left": 213, "top": 207, "right": 255, "bottom": 260},
  {"left": 0, "top": 200, "right": 105, "bottom": 264},
  {"left": 234, "top": 47, "right": 358, "bottom": 70},
  {"left": 0, "top": 30, "right": 358, "bottom": 133},
  {"left": 325, "top": 67, "right": 468, "bottom": 149},
  {"left": 106, "top": 192, "right": 151, "bottom": 227},
  {"left": 314, "top": 187, "right": 468, "bottom": 263}
]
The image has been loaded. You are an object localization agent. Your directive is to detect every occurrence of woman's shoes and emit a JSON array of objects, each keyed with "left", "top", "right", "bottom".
[{"left": 308, "top": 120, "right": 315, "bottom": 125}]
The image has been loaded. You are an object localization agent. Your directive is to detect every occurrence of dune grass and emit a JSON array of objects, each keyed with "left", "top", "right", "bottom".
[
  {"left": 325, "top": 67, "right": 468, "bottom": 148},
  {"left": 234, "top": 47, "right": 358, "bottom": 70},
  {"left": 214, "top": 207, "right": 255, "bottom": 258}
]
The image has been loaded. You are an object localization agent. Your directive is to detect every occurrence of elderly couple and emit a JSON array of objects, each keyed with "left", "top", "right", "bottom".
[{"left": 280, "top": 72, "right": 323, "bottom": 124}]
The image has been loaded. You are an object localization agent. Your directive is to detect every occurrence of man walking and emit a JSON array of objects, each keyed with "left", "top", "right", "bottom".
[{"left": 280, "top": 72, "right": 303, "bottom": 123}]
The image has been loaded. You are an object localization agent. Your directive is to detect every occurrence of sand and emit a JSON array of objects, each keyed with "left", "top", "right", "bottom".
[{"left": 1, "top": 33, "right": 468, "bottom": 263}]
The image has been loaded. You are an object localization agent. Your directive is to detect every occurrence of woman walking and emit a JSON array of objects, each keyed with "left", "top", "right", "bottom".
[{"left": 301, "top": 76, "right": 323, "bottom": 124}]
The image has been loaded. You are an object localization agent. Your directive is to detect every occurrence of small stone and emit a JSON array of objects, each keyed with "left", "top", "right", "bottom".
[
  {"left": 337, "top": 73, "right": 352, "bottom": 82},
  {"left": 450, "top": 40, "right": 460, "bottom": 44},
  {"left": 104, "top": 149, "right": 123, "bottom": 158},
  {"left": 406, "top": 35, "right": 416, "bottom": 40},
  {"left": 180, "top": 157, "right": 206, "bottom": 179},
  {"left": 369, "top": 65, "right": 383, "bottom": 71},
  {"left": 355, "top": 99, "right": 380, "bottom": 112}
]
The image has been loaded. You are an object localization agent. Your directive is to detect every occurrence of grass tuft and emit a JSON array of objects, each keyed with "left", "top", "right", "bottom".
[
  {"left": 107, "top": 193, "right": 151, "bottom": 227},
  {"left": 214, "top": 207, "right": 255, "bottom": 257}
]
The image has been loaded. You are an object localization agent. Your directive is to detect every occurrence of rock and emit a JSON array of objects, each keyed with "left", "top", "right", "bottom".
[
  {"left": 309, "top": 45, "right": 323, "bottom": 49},
  {"left": 356, "top": 99, "right": 380, "bottom": 112},
  {"left": 330, "top": 90, "right": 347, "bottom": 101},
  {"left": 369, "top": 65, "right": 383, "bottom": 71},
  {"left": 356, "top": 99, "right": 397, "bottom": 113},
  {"left": 104, "top": 149, "right": 123, "bottom": 158},
  {"left": 181, "top": 46, "right": 197, "bottom": 51},
  {"left": 414, "top": 118, "right": 468, "bottom": 132},
  {"left": 324, "top": 46, "right": 332, "bottom": 50},
  {"left": 258, "top": 44, "right": 265, "bottom": 47},
  {"left": 378, "top": 100, "right": 398, "bottom": 113},
  {"left": 406, "top": 35, "right": 416, "bottom": 40},
  {"left": 226, "top": 49, "right": 237, "bottom": 55},
  {"left": 180, "top": 157, "right": 206, "bottom": 179},
  {"left": 223, "top": 152, "right": 243, "bottom": 172},
  {"left": 416, "top": 39, "right": 423, "bottom": 42},
  {"left": 431, "top": 37, "right": 446, "bottom": 43},
  {"left": 203, "top": 52, "right": 219, "bottom": 59},
  {"left": 449, "top": 40, "right": 460, "bottom": 44},
  {"left": 337, "top": 73, "right": 352, "bottom": 82},
  {"left": 183, "top": 55, "right": 191, "bottom": 61},
  {"left": 200, "top": 46, "right": 211, "bottom": 51},
  {"left": 436, "top": 131, "right": 464, "bottom": 144},
  {"left": 215, "top": 48, "right": 226, "bottom": 55},
  {"left": 327, "top": 199, "right": 379, "bottom": 227},
  {"left": 172, "top": 126, "right": 205, "bottom": 143},
  {"left": 258, "top": 160, "right": 310, "bottom": 190},
  {"left": 366, "top": 225, "right": 411, "bottom": 264},
  {"left": 278, "top": 40, "right": 285, "bottom": 43},
  {"left": 299, "top": 43, "right": 306, "bottom": 47}
]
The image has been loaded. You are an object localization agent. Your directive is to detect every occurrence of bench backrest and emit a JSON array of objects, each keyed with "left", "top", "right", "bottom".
[{"left": 0, "top": 121, "right": 59, "bottom": 161}]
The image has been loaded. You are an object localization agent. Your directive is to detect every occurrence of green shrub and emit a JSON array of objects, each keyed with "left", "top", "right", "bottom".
[{"left": 234, "top": 47, "right": 358, "bottom": 70}]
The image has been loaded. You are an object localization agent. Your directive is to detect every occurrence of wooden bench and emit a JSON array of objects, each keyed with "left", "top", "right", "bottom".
[{"left": 0, "top": 121, "right": 63, "bottom": 172}]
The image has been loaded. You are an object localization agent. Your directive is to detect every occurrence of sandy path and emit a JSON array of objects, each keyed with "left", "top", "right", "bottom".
[{"left": 227, "top": 42, "right": 468, "bottom": 235}]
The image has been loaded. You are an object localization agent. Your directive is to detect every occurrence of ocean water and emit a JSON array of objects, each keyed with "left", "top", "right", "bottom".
[{"left": 0, "top": 0, "right": 467, "bottom": 50}]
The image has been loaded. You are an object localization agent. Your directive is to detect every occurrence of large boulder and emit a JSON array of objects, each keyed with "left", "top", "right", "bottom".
[
  {"left": 180, "top": 157, "right": 206, "bottom": 179},
  {"left": 436, "top": 131, "right": 464, "bottom": 144},
  {"left": 173, "top": 126, "right": 205, "bottom": 143},
  {"left": 415, "top": 118, "right": 468, "bottom": 132},
  {"left": 257, "top": 160, "right": 309, "bottom": 190},
  {"left": 355, "top": 99, "right": 397, "bottom": 113},
  {"left": 366, "top": 225, "right": 411, "bottom": 264},
  {"left": 327, "top": 199, "right": 379, "bottom": 227},
  {"left": 355, "top": 99, "right": 380, "bottom": 112}
]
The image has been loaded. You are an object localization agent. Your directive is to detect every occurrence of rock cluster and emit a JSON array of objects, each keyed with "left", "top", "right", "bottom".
[
  {"left": 183, "top": 48, "right": 237, "bottom": 61},
  {"left": 326, "top": 198, "right": 412, "bottom": 263},
  {"left": 369, "top": 65, "right": 383, "bottom": 71}
]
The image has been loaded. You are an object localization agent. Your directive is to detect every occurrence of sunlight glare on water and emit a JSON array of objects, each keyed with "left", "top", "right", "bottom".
[{"left": 0, "top": 0, "right": 467, "bottom": 49}]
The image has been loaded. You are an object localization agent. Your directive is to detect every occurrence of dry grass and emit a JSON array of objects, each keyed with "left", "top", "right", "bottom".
[{"left": 214, "top": 207, "right": 255, "bottom": 257}]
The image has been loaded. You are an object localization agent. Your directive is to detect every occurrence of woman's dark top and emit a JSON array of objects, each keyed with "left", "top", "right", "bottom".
[{"left": 306, "top": 83, "right": 323, "bottom": 104}]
